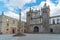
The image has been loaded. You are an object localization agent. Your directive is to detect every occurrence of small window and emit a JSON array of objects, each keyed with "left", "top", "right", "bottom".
[
  {"left": 27, "top": 14, "right": 30, "bottom": 16},
  {"left": 43, "top": 10, "right": 47, "bottom": 13},
  {"left": 53, "top": 19, "right": 55, "bottom": 24},
  {"left": 6, "top": 29, "right": 8, "bottom": 31},
  {"left": 57, "top": 19, "right": 59, "bottom": 24},
  {"left": 7, "top": 23, "right": 9, "bottom": 26}
]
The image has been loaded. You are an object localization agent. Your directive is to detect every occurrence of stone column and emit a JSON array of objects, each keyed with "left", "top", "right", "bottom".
[
  {"left": 17, "top": 13, "right": 21, "bottom": 33},
  {"left": 14, "top": 9, "right": 25, "bottom": 36}
]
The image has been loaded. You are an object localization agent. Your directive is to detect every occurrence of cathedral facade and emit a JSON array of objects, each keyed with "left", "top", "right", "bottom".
[{"left": 26, "top": 3, "right": 60, "bottom": 33}]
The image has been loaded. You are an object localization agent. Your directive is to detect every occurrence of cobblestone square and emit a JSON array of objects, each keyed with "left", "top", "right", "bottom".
[{"left": 0, "top": 34, "right": 60, "bottom": 40}]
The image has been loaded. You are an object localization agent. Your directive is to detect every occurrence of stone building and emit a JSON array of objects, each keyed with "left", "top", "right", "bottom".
[
  {"left": 0, "top": 12, "right": 24, "bottom": 34},
  {"left": 49, "top": 16, "right": 60, "bottom": 33},
  {"left": 26, "top": 3, "right": 60, "bottom": 33}
]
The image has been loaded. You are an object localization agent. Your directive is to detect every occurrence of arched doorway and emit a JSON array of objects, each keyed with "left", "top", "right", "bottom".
[
  {"left": 50, "top": 28, "right": 53, "bottom": 33},
  {"left": 34, "top": 26, "right": 39, "bottom": 32}
]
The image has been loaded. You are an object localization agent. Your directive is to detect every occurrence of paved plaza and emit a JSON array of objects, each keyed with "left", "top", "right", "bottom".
[{"left": 0, "top": 34, "right": 60, "bottom": 40}]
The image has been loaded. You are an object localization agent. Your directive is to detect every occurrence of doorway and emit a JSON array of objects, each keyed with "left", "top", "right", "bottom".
[
  {"left": 50, "top": 28, "right": 53, "bottom": 33},
  {"left": 12, "top": 29, "right": 15, "bottom": 34},
  {"left": 34, "top": 26, "right": 39, "bottom": 32}
]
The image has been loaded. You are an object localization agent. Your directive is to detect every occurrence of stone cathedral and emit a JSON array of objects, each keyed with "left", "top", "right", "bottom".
[{"left": 26, "top": 3, "right": 60, "bottom": 33}]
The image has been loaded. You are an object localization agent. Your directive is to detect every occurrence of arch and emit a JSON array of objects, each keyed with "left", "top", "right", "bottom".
[
  {"left": 34, "top": 26, "right": 39, "bottom": 32},
  {"left": 50, "top": 28, "right": 53, "bottom": 33}
]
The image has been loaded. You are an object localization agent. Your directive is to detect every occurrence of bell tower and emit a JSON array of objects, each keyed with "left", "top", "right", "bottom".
[
  {"left": 26, "top": 7, "right": 33, "bottom": 32},
  {"left": 41, "top": 2, "right": 50, "bottom": 32}
]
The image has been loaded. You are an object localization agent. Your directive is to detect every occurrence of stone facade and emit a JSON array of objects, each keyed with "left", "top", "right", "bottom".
[
  {"left": 49, "top": 16, "right": 60, "bottom": 33},
  {"left": 1, "top": 14, "right": 18, "bottom": 34},
  {"left": 0, "top": 13, "right": 24, "bottom": 34},
  {"left": 26, "top": 3, "right": 60, "bottom": 33}
]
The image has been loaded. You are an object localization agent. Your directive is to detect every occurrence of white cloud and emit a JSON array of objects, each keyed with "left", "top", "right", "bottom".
[
  {"left": 4, "top": 8, "right": 29, "bottom": 22},
  {"left": 4, "top": 11, "right": 19, "bottom": 20},
  {"left": 2, "top": 0, "right": 60, "bottom": 22},
  {"left": 32, "top": 0, "right": 60, "bottom": 16},
  {"left": 4, "top": 0, "right": 36, "bottom": 9},
  {"left": 1, "top": 0, "right": 36, "bottom": 22},
  {"left": 21, "top": 8, "right": 30, "bottom": 22},
  {"left": 47, "top": 0, "right": 60, "bottom": 16}
]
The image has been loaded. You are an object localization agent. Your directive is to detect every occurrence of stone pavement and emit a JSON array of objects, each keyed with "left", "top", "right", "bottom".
[{"left": 0, "top": 34, "right": 60, "bottom": 40}]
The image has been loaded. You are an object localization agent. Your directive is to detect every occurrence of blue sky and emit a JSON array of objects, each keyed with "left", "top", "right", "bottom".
[
  {"left": 0, "top": 0, "right": 60, "bottom": 21},
  {"left": 0, "top": 0, "right": 58, "bottom": 14}
]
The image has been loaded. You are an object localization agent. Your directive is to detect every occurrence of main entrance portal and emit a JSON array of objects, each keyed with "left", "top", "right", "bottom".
[{"left": 34, "top": 26, "right": 39, "bottom": 32}]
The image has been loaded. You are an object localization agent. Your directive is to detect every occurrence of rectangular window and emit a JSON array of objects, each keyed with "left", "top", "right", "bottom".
[
  {"left": 7, "top": 23, "right": 9, "bottom": 26},
  {"left": 53, "top": 19, "right": 55, "bottom": 24},
  {"left": 57, "top": 19, "right": 60, "bottom": 24}
]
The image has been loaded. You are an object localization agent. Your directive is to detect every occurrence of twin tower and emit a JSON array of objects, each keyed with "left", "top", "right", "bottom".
[{"left": 26, "top": 3, "right": 50, "bottom": 33}]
